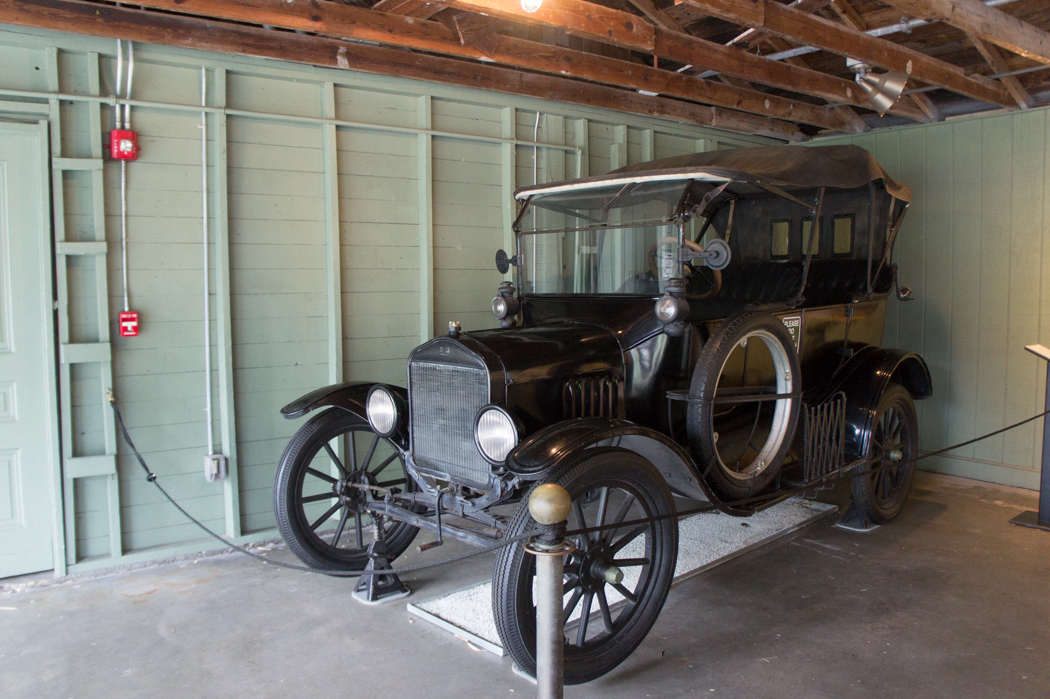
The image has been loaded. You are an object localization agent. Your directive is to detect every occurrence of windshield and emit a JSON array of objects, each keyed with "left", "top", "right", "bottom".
[
  {"left": 515, "top": 179, "right": 724, "bottom": 296},
  {"left": 520, "top": 223, "right": 680, "bottom": 295}
]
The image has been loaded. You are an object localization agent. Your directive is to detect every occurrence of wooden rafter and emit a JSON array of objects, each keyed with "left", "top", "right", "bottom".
[
  {"left": 453, "top": 13, "right": 511, "bottom": 45},
  {"left": 1, "top": 0, "right": 804, "bottom": 141},
  {"left": 882, "top": 0, "right": 1050, "bottom": 67},
  {"left": 969, "top": 33, "right": 1033, "bottom": 108},
  {"left": 677, "top": 0, "right": 1014, "bottom": 108},
  {"left": 731, "top": 0, "right": 834, "bottom": 49},
  {"left": 830, "top": 0, "right": 867, "bottom": 33},
  {"left": 909, "top": 92, "right": 943, "bottom": 121},
  {"left": 73, "top": 0, "right": 862, "bottom": 132},
  {"left": 371, "top": 0, "right": 446, "bottom": 19},
  {"left": 623, "top": 0, "right": 682, "bottom": 32},
  {"left": 444, "top": 0, "right": 928, "bottom": 121}
]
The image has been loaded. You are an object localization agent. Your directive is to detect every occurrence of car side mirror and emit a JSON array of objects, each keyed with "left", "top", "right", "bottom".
[{"left": 495, "top": 249, "right": 521, "bottom": 274}]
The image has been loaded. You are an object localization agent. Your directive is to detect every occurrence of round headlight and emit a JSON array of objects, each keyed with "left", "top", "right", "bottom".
[
  {"left": 366, "top": 386, "right": 399, "bottom": 437},
  {"left": 655, "top": 294, "right": 680, "bottom": 323},
  {"left": 491, "top": 296, "right": 508, "bottom": 319},
  {"left": 474, "top": 406, "right": 518, "bottom": 464}
]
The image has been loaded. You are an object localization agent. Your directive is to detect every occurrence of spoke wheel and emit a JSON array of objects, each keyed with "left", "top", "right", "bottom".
[
  {"left": 273, "top": 408, "right": 419, "bottom": 572},
  {"left": 688, "top": 311, "right": 801, "bottom": 500},
  {"left": 492, "top": 448, "right": 678, "bottom": 685},
  {"left": 850, "top": 383, "right": 917, "bottom": 524}
]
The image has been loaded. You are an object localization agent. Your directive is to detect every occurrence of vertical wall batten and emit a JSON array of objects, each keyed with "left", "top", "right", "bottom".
[
  {"left": 418, "top": 95, "right": 434, "bottom": 343},
  {"left": 641, "top": 129, "right": 655, "bottom": 163},
  {"left": 322, "top": 82, "right": 343, "bottom": 386},
  {"left": 45, "top": 48, "right": 76, "bottom": 568},
  {"left": 574, "top": 119, "right": 589, "bottom": 179},
  {"left": 212, "top": 68, "right": 241, "bottom": 538},
  {"left": 87, "top": 52, "right": 123, "bottom": 559},
  {"left": 500, "top": 107, "right": 516, "bottom": 264}
]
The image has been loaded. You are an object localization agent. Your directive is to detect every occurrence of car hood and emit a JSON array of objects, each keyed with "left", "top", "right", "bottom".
[{"left": 466, "top": 322, "right": 624, "bottom": 384}]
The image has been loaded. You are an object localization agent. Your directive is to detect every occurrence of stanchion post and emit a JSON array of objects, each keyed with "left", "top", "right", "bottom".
[
  {"left": 526, "top": 484, "right": 575, "bottom": 699},
  {"left": 1012, "top": 344, "right": 1050, "bottom": 531}
]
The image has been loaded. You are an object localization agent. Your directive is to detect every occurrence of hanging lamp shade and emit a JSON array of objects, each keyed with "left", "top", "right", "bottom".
[{"left": 856, "top": 70, "right": 908, "bottom": 115}]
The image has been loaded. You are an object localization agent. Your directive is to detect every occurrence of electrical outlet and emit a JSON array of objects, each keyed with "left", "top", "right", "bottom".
[{"left": 204, "top": 454, "right": 227, "bottom": 482}]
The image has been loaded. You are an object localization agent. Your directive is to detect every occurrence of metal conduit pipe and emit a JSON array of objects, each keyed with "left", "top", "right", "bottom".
[
  {"left": 118, "top": 40, "right": 134, "bottom": 313},
  {"left": 0, "top": 88, "right": 581, "bottom": 156},
  {"left": 124, "top": 39, "right": 134, "bottom": 129},
  {"left": 692, "top": 0, "right": 1023, "bottom": 78}
]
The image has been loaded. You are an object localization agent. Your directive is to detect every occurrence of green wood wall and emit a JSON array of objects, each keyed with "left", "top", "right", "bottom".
[
  {"left": 818, "top": 107, "right": 1050, "bottom": 490},
  {"left": 0, "top": 26, "right": 772, "bottom": 571}
]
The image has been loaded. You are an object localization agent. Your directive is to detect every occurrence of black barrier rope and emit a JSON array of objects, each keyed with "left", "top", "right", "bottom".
[
  {"left": 108, "top": 396, "right": 1050, "bottom": 577},
  {"left": 108, "top": 397, "right": 532, "bottom": 578}
]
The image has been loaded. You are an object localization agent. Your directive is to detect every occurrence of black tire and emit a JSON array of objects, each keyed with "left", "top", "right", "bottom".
[
  {"left": 850, "top": 383, "right": 918, "bottom": 524},
  {"left": 273, "top": 408, "right": 419, "bottom": 572},
  {"left": 687, "top": 311, "right": 802, "bottom": 501},
  {"left": 492, "top": 448, "right": 678, "bottom": 685}
]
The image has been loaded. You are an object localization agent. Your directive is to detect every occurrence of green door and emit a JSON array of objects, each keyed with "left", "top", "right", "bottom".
[{"left": 0, "top": 123, "right": 57, "bottom": 578}]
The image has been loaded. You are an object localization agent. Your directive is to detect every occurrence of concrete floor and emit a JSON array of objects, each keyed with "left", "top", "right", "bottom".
[{"left": 1, "top": 471, "right": 1047, "bottom": 699}]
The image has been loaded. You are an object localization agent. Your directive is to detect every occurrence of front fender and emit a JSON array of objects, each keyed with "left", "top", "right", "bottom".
[
  {"left": 830, "top": 347, "right": 932, "bottom": 458},
  {"left": 507, "top": 418, "right": 746, "bottom": 513},
  {"left": 280, "top": 381, "right": 410, "bottom": 447}
]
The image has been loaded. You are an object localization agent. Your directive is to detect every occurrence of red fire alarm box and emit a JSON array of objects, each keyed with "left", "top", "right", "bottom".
[
  {"left": 109, "top": 129, "right": 139, "bottom": 160},
  {"left": 119, "top": 311, "right": 140, "bottom": 337}
]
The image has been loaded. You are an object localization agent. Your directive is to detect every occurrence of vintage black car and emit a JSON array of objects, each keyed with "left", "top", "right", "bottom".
[{"left": 273, "top": 144, "right": 931, "bottom": 684}]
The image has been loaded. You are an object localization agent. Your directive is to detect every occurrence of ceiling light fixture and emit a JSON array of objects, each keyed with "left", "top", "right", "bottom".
[
  {"left": 521, "top": 0, "right": 543, "bottom": 12},
  {"left": 847, "top": 58, "right": 908, "bottom": 115}
]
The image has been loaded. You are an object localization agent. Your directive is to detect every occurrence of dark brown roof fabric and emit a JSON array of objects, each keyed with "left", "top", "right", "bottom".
[{"left": 609, "top": 144, "right": 911, "bottom": 202}]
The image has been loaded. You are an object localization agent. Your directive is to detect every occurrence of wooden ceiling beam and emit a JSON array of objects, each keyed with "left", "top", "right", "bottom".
[
  {"left": 677, "top": 0, "right": 1014, "bottom": 108},
  {"left": 881, "top": 0, "right": 1050, "bottom": 67},
  {"left": 79, "top": 0, "right": 856, "bottom": 132},
  {"left": 1, "top": 0, "right": 804, "bottom": 141},
  {"left": 969, "top": 33, "right": 1033, "bottom": 108},
  {"left": 445, "top": 0, "right": 927, "bottom": 121}
]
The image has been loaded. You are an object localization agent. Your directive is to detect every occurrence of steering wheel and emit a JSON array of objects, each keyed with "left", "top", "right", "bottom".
[{"left": 647, "top": 237, "right": 722, "bottom": 300}]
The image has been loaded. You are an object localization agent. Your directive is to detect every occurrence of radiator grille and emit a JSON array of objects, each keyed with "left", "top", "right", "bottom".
[{"left": 409, "top": 361, "right": 491, "bottom": 488}]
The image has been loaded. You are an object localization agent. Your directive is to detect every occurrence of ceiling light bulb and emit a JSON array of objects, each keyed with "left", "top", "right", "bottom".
[{"left": 521, "top": 0, "right": 543, "bottom": 13}]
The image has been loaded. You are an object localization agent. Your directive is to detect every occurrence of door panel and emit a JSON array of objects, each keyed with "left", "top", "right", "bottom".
[{"left": 0, "top": 123, "right": 56, "bottom": 578}]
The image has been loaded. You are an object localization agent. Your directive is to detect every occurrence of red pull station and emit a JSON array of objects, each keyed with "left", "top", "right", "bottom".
[
  {"left": 119, "top": 311, "right": 140, "bottom": 337},
  {"left": 109, "top": 129, "right": 139, "bottom": 160}
]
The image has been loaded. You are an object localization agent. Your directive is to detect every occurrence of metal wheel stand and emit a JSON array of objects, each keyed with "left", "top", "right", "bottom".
[
  {"left": 352, "top": 514, "right": 411, "bottom": 604},
  {"left": 1010, "top": 345, "right": 1050, "bottom": 532},
  {"left": 835, "top": 499, "right": 879, "bottom": 533}
]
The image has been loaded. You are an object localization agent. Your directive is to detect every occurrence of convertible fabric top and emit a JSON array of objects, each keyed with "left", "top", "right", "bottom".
[{"left": 515, "top": 144, "right": 911, "bottom": 203}]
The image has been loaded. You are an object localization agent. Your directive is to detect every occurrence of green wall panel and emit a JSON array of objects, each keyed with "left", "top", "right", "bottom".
[
  {"left": 0, "top": 25, "right": 772, "bottom": 569},
  {"left": 819, "top": 107, "right": 1050, "bottom": 489}
]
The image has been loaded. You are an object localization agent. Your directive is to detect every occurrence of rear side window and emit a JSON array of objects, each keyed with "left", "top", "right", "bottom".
[
  {"left": 771, "top": 220, "right": 790, "bottom": 258},
  {"left": 801, "top": 218, "right": 819, "bottom": 257},
  {"left": 833, "top": 215, "right": 853, "bottom": 255}
]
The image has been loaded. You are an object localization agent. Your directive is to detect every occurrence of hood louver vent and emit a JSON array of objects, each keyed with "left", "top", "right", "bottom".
[{"left": 562, "top": 375, "right": 622, "bottom": 419}]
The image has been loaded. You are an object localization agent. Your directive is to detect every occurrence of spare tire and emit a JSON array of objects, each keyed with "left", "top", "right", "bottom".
[{"left": 687, "top": 311, "right": 802, "bottom": 501}]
